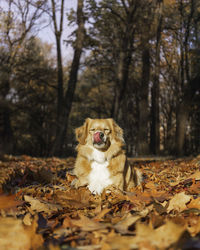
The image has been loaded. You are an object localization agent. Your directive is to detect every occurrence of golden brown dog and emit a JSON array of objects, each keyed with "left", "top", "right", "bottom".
[{"left": 73, "top": 118, "right": 142, "bottom": 195}]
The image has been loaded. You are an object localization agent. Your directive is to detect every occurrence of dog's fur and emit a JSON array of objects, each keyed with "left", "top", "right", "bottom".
[{"left": 73, "top": 118, "right": 142, "bottom": 195}]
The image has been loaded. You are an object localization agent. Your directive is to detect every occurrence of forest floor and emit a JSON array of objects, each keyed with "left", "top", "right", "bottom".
[{"left": 0, "top": 155, "right": 200, "bottom": 250}]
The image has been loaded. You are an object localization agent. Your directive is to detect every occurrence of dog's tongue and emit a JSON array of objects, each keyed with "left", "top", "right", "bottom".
[{"left": 94, "top": 132, "right": 102, "bottom": 143}]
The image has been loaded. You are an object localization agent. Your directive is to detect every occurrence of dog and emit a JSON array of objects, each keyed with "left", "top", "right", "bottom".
[{"left": 72, "top": 118, "right": 142, "bottom": 195}]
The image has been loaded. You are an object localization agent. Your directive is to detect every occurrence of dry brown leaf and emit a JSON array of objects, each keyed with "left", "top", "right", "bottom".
[
  {"left": 94, "top": 207, "right": 111, "bottom": 221},
  {"left": 126, "top": 190, "right": 152, "bottom": 205},
  {"left": 54, "top": 188, "right": 97, "bottom": 208},
  {"left": 187, "top": 181, "right": 200, "bottom": 194},
  {"left": 25, "top": 217, "right": 44, "bottom": 249},
  {"left": 139, "top": 204, "right": 154, "bottom": 217},
  {"left": 167, "top": 192, "right": 191, "bottom": 213},
  {"left": 145, "top": 181, "right": 156, "bottom": 189},
  {"left": 71, "top": 214, "right": 107, "bottom": 231},
  {"left": 104, "top": 235, "right": 138, "bottom": 250},
  {"left": 186, "top": 216, "right": 200, "bottom": 236},
  {"left": 169, "top": 176, "right": 186, "bottom": 186},
  {"left": 114, "top": 213, "right": 141, "bottom": 234},
  {"left": 62, "top": 216, "right": 73, "bottom": 228},
  {"left": 105, "top": 221, "right": 185, "bottom": 249},
  {"left": 187, "top": 171, "right": 200, "bottom": 180},
  {"left": 24, "top": 195, "right": 62, "bottom": 215},
  {"left": 0, "top": 217, "right": 43, "bottom": 250},
  {"left": 0, "top": 217, "right": 31, "bottom": 250},
  {"left": 1, "top": 156, "right": 200, "bottom": 249},
  {"left": 0, "top": 194, "right": 23, "bottom": 211},
  {"left": 187, "top": 197, "right": 200, "bottom": 210},
  {"left": 23, "top": 213, "right": 32, "bottom": 226},
  {"left": 136, "top": 221, "right": 185, "bottom": 248},
  {"left": 53, "top": 227, "right": 72, "bottom": 239},
  {"left": 150, "top": 189, "right": 171, "bottom": 202},
  {"left": 66, "top": 173, "right": 76, "bottom": 183}
]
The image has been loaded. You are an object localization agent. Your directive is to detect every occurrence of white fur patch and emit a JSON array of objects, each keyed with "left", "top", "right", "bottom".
[
  {"left": 88, "top": 161, "right": 112, "bottom": 195},
  {"left": 91, "top": 148, "right": 105, "bottom": 163}
]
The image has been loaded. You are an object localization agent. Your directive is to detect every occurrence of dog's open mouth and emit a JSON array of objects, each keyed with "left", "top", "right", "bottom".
[{"left": 93, "top": 131, "right": 105, "bottom": 145}]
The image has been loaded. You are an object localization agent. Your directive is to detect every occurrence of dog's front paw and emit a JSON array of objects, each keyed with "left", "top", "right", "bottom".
[
  {"left": 105, "top": 152, "right": 112, "bottom": 161},
  {"left": 88, "top": 183, "right": 103, "bottom": 195},
  {"left": 71, "top": 178, "right": 88, "bottom": 189},
  {"left": 92, "top": 149, "right": 105, "bottom": 163},
  {"left": 71, "top": 178, "right": 79, "bottom": 188}
]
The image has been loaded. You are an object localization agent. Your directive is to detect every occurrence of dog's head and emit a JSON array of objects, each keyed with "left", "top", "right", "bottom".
[{"left": 75, "top": 118, "right": 124, "bottom": 150}]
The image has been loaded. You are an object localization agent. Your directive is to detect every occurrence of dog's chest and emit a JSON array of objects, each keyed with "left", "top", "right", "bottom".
[{"left": 88, "top": 149, "right": 112, "bottom": 195}]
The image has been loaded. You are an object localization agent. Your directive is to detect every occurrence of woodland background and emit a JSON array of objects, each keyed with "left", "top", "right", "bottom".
[{"left": 0, "top": 0, "right": 200, "bottom": 158}]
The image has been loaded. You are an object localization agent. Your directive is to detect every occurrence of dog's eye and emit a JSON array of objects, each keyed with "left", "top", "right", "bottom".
[
  {"left": 104, "top": 128, "right": 110, "bottom": 132},
  {"left": 90, "top": 128, "right": 95, "bottom": 132}
]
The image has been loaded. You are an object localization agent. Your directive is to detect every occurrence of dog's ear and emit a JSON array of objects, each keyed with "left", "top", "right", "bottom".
[
  {"left": 108, "top": 119, "right": 125, "bottom": 144},
  {"left": 75, "top": 118, "right": 91, "bottom": 144}
]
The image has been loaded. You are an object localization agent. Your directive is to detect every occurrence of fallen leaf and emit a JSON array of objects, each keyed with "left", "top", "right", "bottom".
[
  {"left": 167, "top": 192, "right": 191, "bottom": 213},
  {"left": 71, "top": 214, "right": 107, "bottom": 231},
  {"left": 187, "top": 197, "right": 200, "bottom": 210},
  {"left": 186, "top": 216, "right": 200, "bottom": 236},
  {"left": 187, "top": 181, "right": 200, "bottom": 194},
  {"left": 25, "top": 217, "right": 44, "bottom": 249},
  {"left": 62, "top": 216, "right": 73, "bottom": 228},
  {"left": 54, "top": 188, "right": 95, "bottom": 208},
  {"left": 0, "top": 217, "right": 43, "bottom": 250},
  {"left": 23, "top": 213, "right": 32, "bottom": 226},
  {"left": 0, "top": 217, "right": 30, "bottom": 250},
  {"left": 24, "top": 195, "right": 62, "bottom": 215},
  {"left": 145, "top": 181, "right": 156, "bottom": 189},
  {"left": 138, "top": 204, "right": 154, "bottom": 217},
  {"left": 114, "top": 213, "right": 141, "bottom": 234},
  {"left": 1, "top": 155, "right": 200, "bottom": 249},
  {"left": 0, "top": 194, "right": 23, "bottom": 211},
  {"left": 105, "top": 221, "right": 185, "bottom": 249},
  {"left": 150, "top": 189, "right": 171, "bottom": 202},
  {"left": 53, "top": 227, "right": 72, "bottom": 239},
  {"left": 126, "top": 190, "right": 152, "bottom": 206},
  {"left": 188, "top": 171, "right": 200, "bottom": 180},
  {"left": 136, "top": 220, "right": 185, "bottom": 248},
  {"left": 153, "top": 201, "right": 167, "bottom": 214},
  {"left": 94, "top": 207, "right": 111, "bottom": 221},
  {"left": 66, "top": 173, "right": 76, "bottom": 183}
]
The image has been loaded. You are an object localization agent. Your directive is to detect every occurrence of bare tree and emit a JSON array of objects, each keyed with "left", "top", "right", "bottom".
[
  {"left": 50, "top": 0, "right": 85, "bottom": 155},
  {"left": 150, "top": 0, "right": 163, "bottom": 155},
  {"left": 110, "top": 0, "right": 139, "bottom": 122},
  {"left": 175, "top": 0, "right": 199, "bottom": 155},
  {"left": 137, "top": 40, "right": 150, "bottom": 155},
  {"left": 50, "top": 0, "right": 65, "bottom": 121}
]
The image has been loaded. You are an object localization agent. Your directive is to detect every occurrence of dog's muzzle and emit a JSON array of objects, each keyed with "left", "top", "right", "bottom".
[{"left": 93, "top": 131, "right": 105, "bottom": 144}]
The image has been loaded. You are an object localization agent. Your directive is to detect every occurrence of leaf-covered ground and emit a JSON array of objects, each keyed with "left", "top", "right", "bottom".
[{"left": 0, "top": 155, "right": 200, "bottom": 250}]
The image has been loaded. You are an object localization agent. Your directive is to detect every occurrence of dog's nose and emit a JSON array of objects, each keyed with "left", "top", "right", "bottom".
[{"left": 99, "top": 132, "right": 104, "bottom": 139}]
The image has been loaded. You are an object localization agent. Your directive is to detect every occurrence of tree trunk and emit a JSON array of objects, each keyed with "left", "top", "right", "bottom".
[
  {"left": 56, "top": 34, "right": 64, "bottom": 118},
  {"left": 175, "top": 102, "right": 189, "bottom": 156},
  {"left": 175, "top": 76, "right": 200, "bottom": 155},
  {"left": 165, "top": 108, "right": 174, "bottom": 154},
  {"left": 112, "top": 41, "right": 133, "bottom": 122},
  {"left": 0, "top": 75, "right": 13, "bottom": 155},
  {"left": 150, "top": 80, "right": 160, "bottom": 154},
  {"left": 150, "top": 1, "right": 163, "bottom": 155},
  {"left": 51, "top": 0, "right": 85, "bottom": 155},
  {"left": 111, "top": 2, "right": 138, "bottom": 122},
  {"left": 50, "top": 0, "right": 65, "bottom": 145},
  {"left": 137, "top": 46, "right": 150, "bottom": 155},
  {"left": 0, "top": 101, "right": 13, "bottom": 154},
  {"left": 174, "top": 0, "right": 197, "bottom": 156}
]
